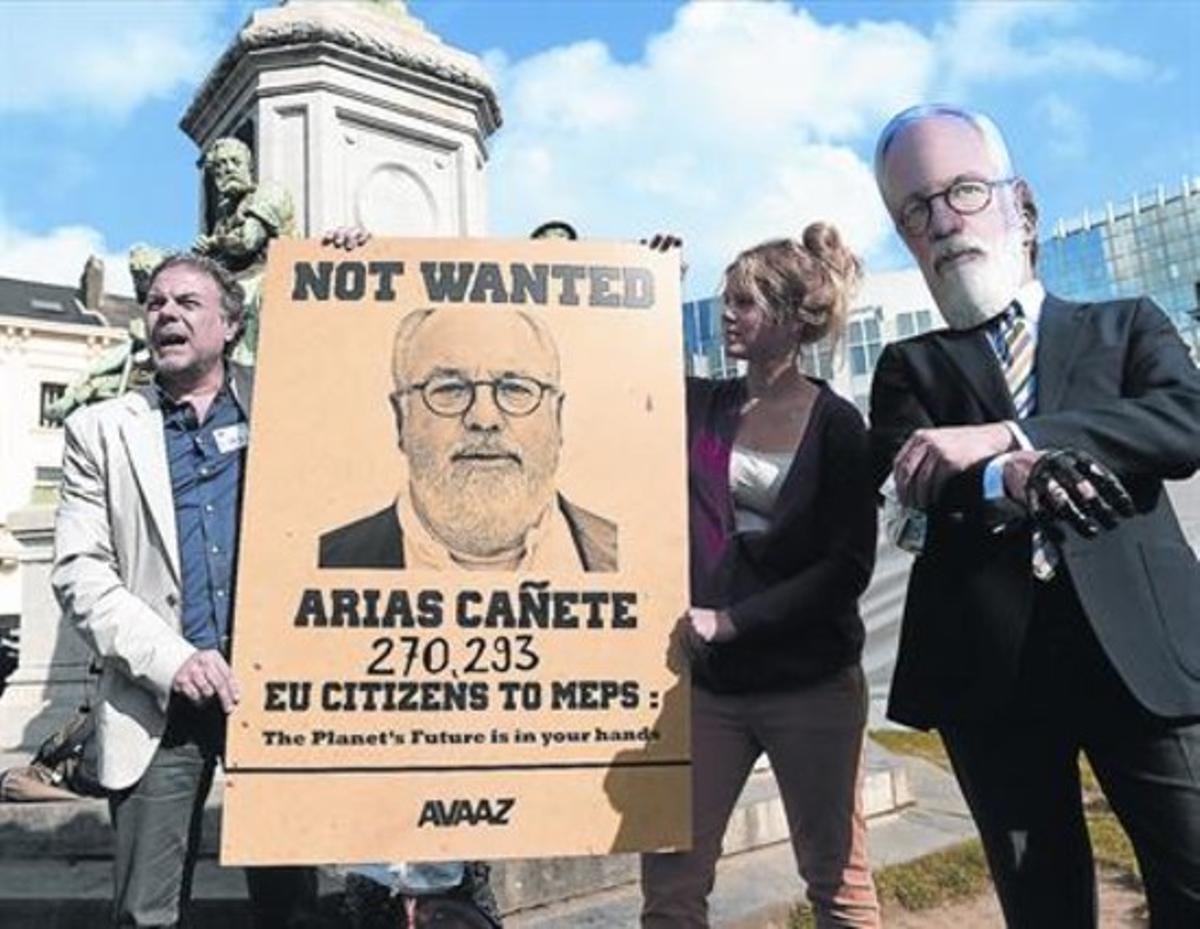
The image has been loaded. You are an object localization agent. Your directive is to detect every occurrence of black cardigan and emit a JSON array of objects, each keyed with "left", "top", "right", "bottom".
[{"left": 685, "top": 376, "right": 877, "bottom": 693}]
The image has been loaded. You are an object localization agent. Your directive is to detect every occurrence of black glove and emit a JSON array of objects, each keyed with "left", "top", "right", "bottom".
[
  {"left": 640, "top": 232, "right": 683, "bottom": 252},
  {"left": 1025, "top": 448, "right": 1134, "bottom": 538}
]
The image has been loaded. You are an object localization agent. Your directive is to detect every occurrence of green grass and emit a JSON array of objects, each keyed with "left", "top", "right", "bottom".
[
  {"left": 1087, "top": 806, "right": 1140, "bottom": 875},
  {"left": 789, "top": 905, "right": 817, "bottom": 929},
  {"left": 789, "top": 838, "right": 991, "bottom": 927},
  {"left": 875, "top": 839, "right": 993, "bottom": 910}
]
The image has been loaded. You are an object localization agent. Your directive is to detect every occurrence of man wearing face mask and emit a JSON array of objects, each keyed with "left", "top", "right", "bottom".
[{"left": 870, "top": 104, "right": 1200, "bottom": 927}]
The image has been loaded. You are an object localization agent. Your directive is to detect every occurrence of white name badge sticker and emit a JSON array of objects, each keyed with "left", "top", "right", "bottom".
[{"left": 213, "top": 423, "right": 250, "bottom": 455}]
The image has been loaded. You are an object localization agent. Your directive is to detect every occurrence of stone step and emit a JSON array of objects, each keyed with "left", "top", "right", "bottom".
[
  {"left": 0, "top": 787, "right": 934, "bottom": 929},
  {"left": 0, "top": 769, "right": 227, "bottom": 860},
  {"left": 0, "top": 860, "right": 340, "bottom": 929},
  {"left": 0, "top": 850, "right": 796, "bottom": 929},
  {"left": 507, "top": 837, "right": 806, "bottom": 929},
  {"left": 0, "top": 743, "right": 911, "bottom": 926}
]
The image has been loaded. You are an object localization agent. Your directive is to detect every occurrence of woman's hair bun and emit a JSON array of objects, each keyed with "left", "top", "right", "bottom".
[
  {"left": 801, "top": 221, "right": 863, "bottom": 296},
  {"left": 721, "top": 222, "right": 864, "bottom": 349}
]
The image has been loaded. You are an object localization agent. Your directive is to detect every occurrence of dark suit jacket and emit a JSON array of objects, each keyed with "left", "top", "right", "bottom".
[
  {"left": 869, "top": 293, "right": 1200, "bottom": 727},
  {"left": 317, "top": 494, "right": 618, "bottom": 572}
]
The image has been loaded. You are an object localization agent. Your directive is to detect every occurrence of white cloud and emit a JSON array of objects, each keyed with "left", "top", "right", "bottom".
[
  {"left": 0, "top": 1, "right": 1156, "bottom": 304},
  {"left": 482, "top": 0, "right": 1155, "bottom": 296},
  {"left": 935, "top": 1, "right": 1155, "bottom": 91},
  {"left": 0, "top": 217, "right": 135, "bottom": 297},
  {"left": 0, "top": 1, "right": 226, "bottom": 117},
  {"left": 486, "top": 2, "right": 934, "bottom": 296}
]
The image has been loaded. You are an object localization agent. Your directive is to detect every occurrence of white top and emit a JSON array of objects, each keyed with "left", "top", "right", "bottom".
[{"left": 730, "top": 443, "right": 795, "bottom": 534}]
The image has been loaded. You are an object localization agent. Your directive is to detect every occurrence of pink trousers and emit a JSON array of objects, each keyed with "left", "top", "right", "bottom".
[{"left": 641, "top": 665, "right": 880, "bottom": 928}]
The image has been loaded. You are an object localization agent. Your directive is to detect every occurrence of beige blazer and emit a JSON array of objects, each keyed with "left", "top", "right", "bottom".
[{"left": 51, "top": 369, "right": 251, "bottom": 789}]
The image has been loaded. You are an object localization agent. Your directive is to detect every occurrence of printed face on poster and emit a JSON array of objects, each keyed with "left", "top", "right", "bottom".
[{"left": 220, "top": 238, "right": 691, "bottom": 865}]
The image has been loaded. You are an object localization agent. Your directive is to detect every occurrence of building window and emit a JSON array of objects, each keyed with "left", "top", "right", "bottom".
[
  {"left": 38, "top": 383, "right": 67, "bottom": 428},
  {"left": 799, "top": 339, "right": 835, "bottom": 379},
  {"left": 895, "top": 309, "right": 934, "bottom": 339},
  {"left": 35, "top": 465, "right": 63, "bottom": 485},
  {"left": 27, "top": 464, "right": 64, "bottom": 506},
  {"left": 848, "top": 315, "right": 883, "bottom": 376}
]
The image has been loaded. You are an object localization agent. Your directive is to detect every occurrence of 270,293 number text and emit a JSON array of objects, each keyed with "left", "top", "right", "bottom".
[{"left": 365, "top": 635, "right": 539, "bottom": 677}]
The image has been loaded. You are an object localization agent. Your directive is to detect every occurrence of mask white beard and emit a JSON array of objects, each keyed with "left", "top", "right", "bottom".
[
  {"left": 929, "top": 229, "right": 1027, "bottom": 330},
  {"left": 408, "top": 449, "right": 559, "bottom": 559}
]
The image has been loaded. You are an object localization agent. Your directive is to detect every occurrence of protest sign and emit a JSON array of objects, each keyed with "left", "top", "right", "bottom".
[{"left": 221, "top": 238, "right": 689, "bottom": 863}]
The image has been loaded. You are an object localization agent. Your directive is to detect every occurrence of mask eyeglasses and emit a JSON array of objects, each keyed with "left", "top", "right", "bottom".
[
  {"left": 397, "top": 374, "right": 557, "bottom": 418},
  {"left": 897, "top": 177, "right": 1016, "bottom": 236}
]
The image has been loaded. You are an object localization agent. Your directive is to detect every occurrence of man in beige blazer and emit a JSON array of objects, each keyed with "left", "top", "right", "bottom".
[{"left": 52, "top": 253, "right": 314, "bottom": 928}]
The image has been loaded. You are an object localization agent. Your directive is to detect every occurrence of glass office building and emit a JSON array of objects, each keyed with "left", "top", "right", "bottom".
[
  {"left": 681, "top": 296, "right": 732, "bottom": 377},
  {"left": 1040, "top": 175, "right": 1200, "bottom": 347}
]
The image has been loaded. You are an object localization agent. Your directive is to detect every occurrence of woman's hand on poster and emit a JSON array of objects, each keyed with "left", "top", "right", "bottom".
[
  {"left": 321, "top": 225, "right": 372, "bottom": 251},
  {"left": 687, "top": 607, "right": 737, "bottom": 644}
]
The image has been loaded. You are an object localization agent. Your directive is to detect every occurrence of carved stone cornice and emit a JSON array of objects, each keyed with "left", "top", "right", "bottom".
[{"left": 182, "top": 0, "right": 501, "bottom": 137}]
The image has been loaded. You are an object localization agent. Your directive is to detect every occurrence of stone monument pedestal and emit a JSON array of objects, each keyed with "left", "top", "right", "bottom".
[{"left": 181, "top": 0, "right": 500, "bottom": 238}]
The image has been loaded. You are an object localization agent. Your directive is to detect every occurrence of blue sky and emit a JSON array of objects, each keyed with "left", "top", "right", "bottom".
[{"left": 0, "top": 0, "right": 1195, "bottom": 298}]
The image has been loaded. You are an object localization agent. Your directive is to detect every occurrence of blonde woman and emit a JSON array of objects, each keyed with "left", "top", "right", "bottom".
[{"left": 643, "top": 223, "right": 881, "bottom": 928}]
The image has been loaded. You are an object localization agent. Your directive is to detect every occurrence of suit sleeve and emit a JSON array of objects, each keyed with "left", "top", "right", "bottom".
[
  {"left": 51, "top": 411, "right": 195, "bottom": 700},
  {"left": 868, "top": 343, "right": 935, "bottom": 490},
  {"left": 869, "top": 342, "right": 1020, "bottom": 532},
  {"left": 1021, "top": 299, "right": 1200, "bottom": 479},
  {"left": 726, "top": 403, "right": 877, "bottom": 641}
]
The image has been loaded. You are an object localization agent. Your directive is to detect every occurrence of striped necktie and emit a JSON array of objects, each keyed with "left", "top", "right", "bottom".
[
  {"left": 993, "top": 307, "right": 1057, "bottom": 581},
  {"left": 996, "top": 309, "right": 1035, "bottom": 417}
]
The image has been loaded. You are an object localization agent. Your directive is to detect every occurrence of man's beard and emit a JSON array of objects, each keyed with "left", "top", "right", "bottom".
[
  {"left": 407, "top": 438, "right": 559, "bottom": 559},
  {"left": 927, "top": 228, "right": 1027, "bottom": 330},
  {"left": 214, "top": 174, "right": 252, "bottom": 202}
]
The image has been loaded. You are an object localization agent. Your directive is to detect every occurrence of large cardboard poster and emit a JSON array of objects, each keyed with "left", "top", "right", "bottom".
[{"left": 221, "top": 238, "right": 690, "bottom": 864}]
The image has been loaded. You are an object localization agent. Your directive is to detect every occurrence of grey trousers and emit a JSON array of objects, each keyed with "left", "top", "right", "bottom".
[
  {"left": 641, "top": 667, "right": 880, "bottom": 929},
  {"left": 108, "top": 699, "right": 316, "bottom": 928}
]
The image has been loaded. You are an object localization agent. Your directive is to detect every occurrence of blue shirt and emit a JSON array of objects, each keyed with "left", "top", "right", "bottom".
[{"left": 160, "top": 382, "right": 247, "bottom": 651}]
